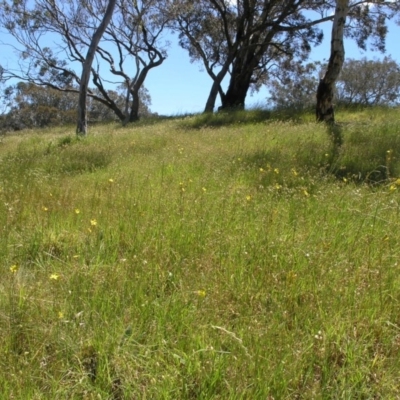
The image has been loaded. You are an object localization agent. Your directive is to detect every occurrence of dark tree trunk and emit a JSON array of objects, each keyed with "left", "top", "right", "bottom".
[
  {"left": 122, "top": 53, "right": 164, "bottom": 124},
  {"left": 204, "top": 79, "right": 222, "bottom": 113},
  {"left": 203, "top": 64, "right": 231, "bottom": 113},
  {"left": 129, "top": 92, "right": 140, "bottom": 123},
  {"left": 316, "top": 0, "right": 349, "bottom": 123},
  {"left": 218, "top": 38, "right": 262, "bottom": 111},
  {"left": 220, "top": 72, "right": 251, "bottom": 110},
  {"left": 123, "top": 67, "right": 148, "bottom": 125},
  {"left": 316, "top": 79, "right": 335, "bottom": 123},
  {"left": 77, "top": 0, "right": 116, "bottom": 136}
]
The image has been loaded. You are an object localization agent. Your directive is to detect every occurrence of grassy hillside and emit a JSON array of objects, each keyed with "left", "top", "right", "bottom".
[{"left": 1, "top": 107, "right": 400, "bottom": 398}]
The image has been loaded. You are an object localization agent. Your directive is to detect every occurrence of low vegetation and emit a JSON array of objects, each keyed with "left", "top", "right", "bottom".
[{"left": 1, "top": 107, "right": 400, "bottom": 398}]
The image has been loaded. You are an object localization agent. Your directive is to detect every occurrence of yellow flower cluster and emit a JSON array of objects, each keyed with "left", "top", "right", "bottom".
[{"left": 10, "top": 265, "right": 18, "bottom": 273}]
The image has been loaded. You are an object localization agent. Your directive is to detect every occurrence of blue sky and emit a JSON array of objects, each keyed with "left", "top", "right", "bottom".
[
  {"left": 145, "top": 20, "right": 400, "bottom": 115},
  {"left": 1, "top": 15, "right": 399, "bottom": 116}
]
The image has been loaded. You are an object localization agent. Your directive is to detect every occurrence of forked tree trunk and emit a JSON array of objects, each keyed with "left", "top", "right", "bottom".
[
  {"left": 219, "top": 43, "right": 261, "bottom": 111},
  {"left": 316, "top": 0, "right": 349, "bottom": 123},
  {"left": 203, "top": 66, "right": 230, "bottom": 113},
  {"left": 219, "top": 62, "right": 253, "bottom": 110},
  {"left": 77, "top": 0, "right": 116, "bottom": 136},
  {"left": 204, "top": 79, "right": 223, "bottom": 113},
  {"left": 221, "top": 76, "right": 249, "bottom": 110}
]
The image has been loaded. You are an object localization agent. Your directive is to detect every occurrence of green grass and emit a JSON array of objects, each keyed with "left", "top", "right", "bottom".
[{"left": 1, "top": 107, "right": 400, "bottom": 398}]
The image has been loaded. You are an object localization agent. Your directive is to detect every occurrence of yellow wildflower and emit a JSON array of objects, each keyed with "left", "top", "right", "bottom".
[
  {"left": 90, "top": 219, "right": 97, "bottom": 226},
  {"left": 108, "top": 178, "right": 114, "bottom": 183},
  {"left": 75, "top": 208, "right": 80, "bottom": 214},
  {"left": 42, "top": 206, "right": 48, "bottom": 211},
  {"left": 50, "top": 273, "right": 59, "bottom": 280},
  {"left": 10, "top": 265, "right": 18, "bottom": 273},
  {"left": 196, "top": 290, "right": 206, "bottom": 298}
]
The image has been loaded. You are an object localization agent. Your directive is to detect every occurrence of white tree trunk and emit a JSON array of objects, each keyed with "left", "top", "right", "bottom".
[
  {"left": 316, "top": 0, "right": 349, "bottom": 123},
  {"left": 77, "top": 0, "right": 117, "bottom": 136}
]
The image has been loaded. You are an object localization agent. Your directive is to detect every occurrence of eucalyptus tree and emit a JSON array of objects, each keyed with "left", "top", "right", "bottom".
[
  {"left": 78, "top": 0, "right": 116, "bottom": 135},
  {"left": 0, "top": 82, "right": 152, "bottom": 131},
  {"left": 0, "top": 0, "right": 169, "bottom": 127},
  {"left": 337, "top": 57, "right": 400, "bottom": 106},
  {"left": 266, "top": 57, "right": 400, "bottom": 109},
  {"left": 316, "top": 0, "right": 399, "bottom": 122},
  {"left": 170, "top": 0, "right": 400, "bottom": 112},
  {"left": 169, "top": 0, "right": 333, "bottom": 112},
  {"left": 169, "top": 0, "right": 238, "bottom": 112},
  {"left": 266, "top": 61, "right": 321, "bottom": 110},
  {"left": 316, "top": 0, "right": 349, "bottom": 123}
]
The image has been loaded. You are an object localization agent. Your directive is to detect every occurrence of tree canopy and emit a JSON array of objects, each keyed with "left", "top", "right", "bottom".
[
  {"left": 0, "top": 82, "right": 152, "bottom": 132},
  {"left": 0, "top": 0, "right": 399, "bottom": 127},
  {"left": 267, "top": 57, "right": 400, "bottom": 110},
  {"left": 0, "top": 0, "right": 169, "bottom": 123},
  {"left": 170, "top": 0, "right": 400, "bottom": 111}
]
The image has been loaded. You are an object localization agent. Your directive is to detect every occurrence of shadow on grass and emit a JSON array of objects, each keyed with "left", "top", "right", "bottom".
[
  {"left": 235, "top": 117, "right": 400, "bottom": 188},
  {"left": 174, "top": 107, "right": 314, "bottom": 130},
  {"left": 324, "top": 121, "right": 400, "bottom": 185},
  {"left": 180, "top": 109, "right": 271, "bottom": 129},
  {"left": 327, "top": 123, "right": 343, "bottom": 150}
]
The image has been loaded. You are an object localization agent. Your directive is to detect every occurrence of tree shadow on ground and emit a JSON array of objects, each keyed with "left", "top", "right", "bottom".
[
  {"left": 236, "top": 120, "right": 398, "bottom": 188},
  {"left": 175, "top": 108, "right": 312, "bottom": 130}
]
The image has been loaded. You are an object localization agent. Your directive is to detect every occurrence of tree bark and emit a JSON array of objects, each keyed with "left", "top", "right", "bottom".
[
  {"left": 77, "top": 0, "right": 116, "bottom": 136},
  {"left": 204, "top": 79, "right": 223, "bottom": 113},
  {"left": 219, "top": 59, "right": 255, "bottom": 110},
  {"left": 218, "top": 31, "right": 267, "bottom": 111},
  {"left": 123, "top": 55, "right": 164, "bottom": 125},
  {"left": 220, "top": 72, "right": 251, "bottom": 110},
  {"left": 129, "top": 94, "right": 140, "bottom": 122},
  {"left": 203, "top": 65, "right": 231, "bottom": 113},
  {"left": 316, "top": 0, "right": 349, "bottom": 123}
]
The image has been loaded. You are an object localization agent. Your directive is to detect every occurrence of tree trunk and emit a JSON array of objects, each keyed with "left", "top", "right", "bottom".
[
  {"left": 77, "top": 0, "right": 116, "bottom": 136},
  {"left": 316, "top": 0, "right": 349, "bottom": 123},
  {"left": 128, "top": 92, "right": 140, "bottom": 123},
  {"left": 123, "top": 66, "right": 149, "bottom": 125},
  {"left": 219, "top": 44, "right": 260, "bottom": 111},
  {"left": 204, "top": 79, "right": 222, "bottom": 113},
  {"left": 220, "top": 72, "right": 251, "bottom": 110},
  {"left": 203, "top": 65, "right": 231, "bottom": 113}
]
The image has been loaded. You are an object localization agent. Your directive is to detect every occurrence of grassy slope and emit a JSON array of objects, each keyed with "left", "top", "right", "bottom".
[{"left": 1, "top": 107, "right": 400, "bottom": 398}]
